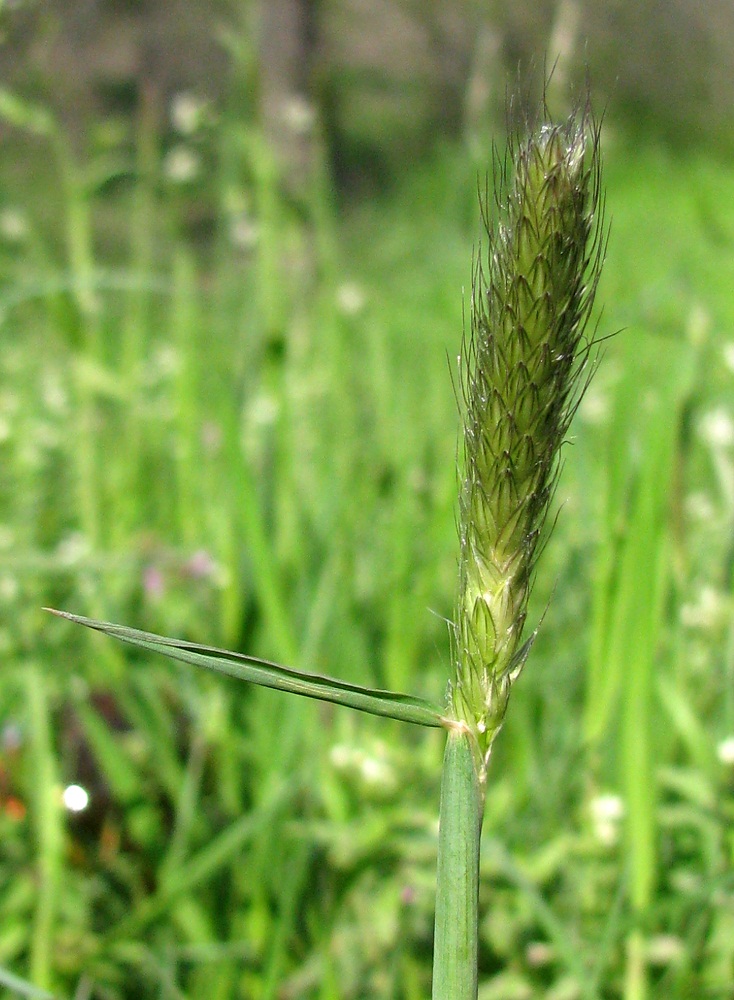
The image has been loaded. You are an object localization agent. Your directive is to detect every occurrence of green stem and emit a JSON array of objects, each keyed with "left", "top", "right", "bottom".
[
  {"left": 26, "top": 664, "right": 62, "bottom": 989},
  {"left": 624, "top": 930, "right": 647, "bottom": 1000},
  {"left": 432, "top": 728, "right": 485, "bottom": 1000}
]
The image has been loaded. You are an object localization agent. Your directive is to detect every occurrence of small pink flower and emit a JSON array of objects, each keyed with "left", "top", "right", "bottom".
[
  {"left": 400, "top": 885, "right": 416, "bottom": 906},
  {"left": 185, "top": 549, "right": 215, "bottom": 579},
  {"left": 143, "top": 565, "right": 165, "bottom": 599}
]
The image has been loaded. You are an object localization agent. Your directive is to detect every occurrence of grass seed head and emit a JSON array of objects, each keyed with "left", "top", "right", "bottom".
[{"left": 452, "top": 101, "right": 605, "bottom": 762}]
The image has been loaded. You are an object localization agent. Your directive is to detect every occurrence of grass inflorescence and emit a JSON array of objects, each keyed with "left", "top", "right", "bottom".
[{"left": 453, "top": 106, "right": 605, "bottom": 763}]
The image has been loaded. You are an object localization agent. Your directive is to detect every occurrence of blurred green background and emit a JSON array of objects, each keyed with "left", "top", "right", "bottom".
[{"left": 1, "top": 1, "right": 733, "bottom": 997}]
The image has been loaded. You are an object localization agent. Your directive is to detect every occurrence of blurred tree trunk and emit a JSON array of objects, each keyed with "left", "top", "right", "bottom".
[{"left": 259, "top": 0, "right": 317, "bottom": 196}]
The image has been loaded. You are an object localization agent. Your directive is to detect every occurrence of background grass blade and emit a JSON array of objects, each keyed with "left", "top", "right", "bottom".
[
  {"left": 0, "top": 965, "right": 59, "bottom": 1000},
  {"left": 46, "top": 610, "right": 446, "bottom": 728}
]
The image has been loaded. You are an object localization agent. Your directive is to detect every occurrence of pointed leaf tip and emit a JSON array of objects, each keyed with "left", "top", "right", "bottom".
[{"left": 49, "top": 610, "right": 448, "bottom": 729}]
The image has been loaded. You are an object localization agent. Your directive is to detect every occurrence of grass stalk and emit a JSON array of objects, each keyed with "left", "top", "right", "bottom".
[
  {"left": 117, "top": 86, "right": 158, "bottom": 545},
  {"left": 25, "top": 664, "right": 62, "bottom": 991},
  {"left": 51, "top": 128, "right": 105, "bottom": 550},
  {"left": 432, "top": 728, "right": 484, "bottom": 1000},
  {"left": 624, "top": 931, "right": 648, "bottom": 1000}
]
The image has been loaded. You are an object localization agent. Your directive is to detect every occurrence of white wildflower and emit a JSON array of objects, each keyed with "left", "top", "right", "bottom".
[
  {"left": 646, "top": 934, "right": 684, "bottom": 966},
  {"left": 359, "top": 753, "right": 395, "bottom": 790},
  {"left": 680, "top": 586, "right": 729, "bottom": 630},
  {"left": 41, "top": 371, "right": 68, "bottom": 414},
  {"left": 684, "top": 492, "right": 715, "bottom": 522},
  {"left": 62, "top": 784, "right": 90, "bottom": 813},
  {"left": 170, "top": 92, "right": 208, "bottom": 136},
  {"left": 336, "top": 282, "right": 366, "bottom": 316},
  {"left": 163, "top": 145, "right": 201, "bottom": 184},
  {"left": 229, "top": 214, "right": 259, "bottom": 250},
  {"left": 329, "top": 743, "right": 356, "bottom": 771},
  {"left": 0, "top": 207, "right": 28, "bottom": 243},
  {"left": 281, "top": 95, "right": 315, "bottom": 135},
  {"left": 247, "top": 392, "right": 279, "bottom": 428},
  {"left": 56, "top": 533, "right": 91, "bottom": 567},
  {"left": 589, "top": 792, "right": 624, "bottom": 846},
  {"left": 716, "top": 736, "right": 734, "bottom": 766},
  {"left": 698, "top": 408, "right": 734, "bottom": 449},
  {"left": 0, "top": 575, "right": 18, "bottom": 602},
  {"left": 152, "top": 344, "right": 180, "bottom": 378}
]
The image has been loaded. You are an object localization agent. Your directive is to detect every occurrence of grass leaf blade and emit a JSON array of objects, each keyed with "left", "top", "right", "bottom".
[
  {"left": 46, "top": 610, "right": 446, "bottom": 729},
  {"left": 0, "top": 964, "right": 59, "bottom": 1000}
]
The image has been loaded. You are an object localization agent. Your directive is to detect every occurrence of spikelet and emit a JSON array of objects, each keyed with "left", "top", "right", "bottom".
[{"left": 452, "top": 103, "right": 605, "bottom": 764}]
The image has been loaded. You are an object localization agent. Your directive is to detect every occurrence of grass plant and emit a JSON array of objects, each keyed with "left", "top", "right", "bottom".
[{"left": 1, "top": 64, "right": 734, "bottom": 1000}]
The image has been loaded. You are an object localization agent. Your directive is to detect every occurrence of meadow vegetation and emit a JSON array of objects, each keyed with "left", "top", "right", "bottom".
[{"left": 0, "top": 83, "right": 733, "bottom": 999}]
